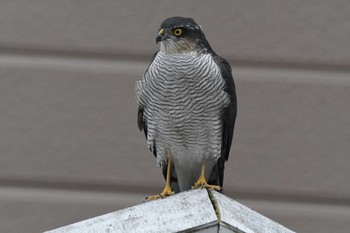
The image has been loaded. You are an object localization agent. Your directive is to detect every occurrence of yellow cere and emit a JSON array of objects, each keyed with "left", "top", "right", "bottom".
[{"left": 159, "top": 28, "right": 165, "bottom": 35}]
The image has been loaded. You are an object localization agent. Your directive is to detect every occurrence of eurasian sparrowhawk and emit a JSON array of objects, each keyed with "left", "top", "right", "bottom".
[{"left": 136, "top": 16, "right": 237, "bottom": 200}]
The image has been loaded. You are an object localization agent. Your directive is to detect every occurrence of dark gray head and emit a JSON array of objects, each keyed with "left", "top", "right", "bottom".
[{"left": 156, "top": 16, "right": 213, "bottom": 54}]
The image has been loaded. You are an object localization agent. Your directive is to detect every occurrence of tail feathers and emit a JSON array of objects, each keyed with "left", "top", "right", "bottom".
[
  {"left": 170, "top": 175, "right": 180, "bottom": 193},
  {"left": 208, "top": 158, "right": 225, "bottom": 193},
  {"left": 162, "top": 159, "right": 225, "bottom": 194}
]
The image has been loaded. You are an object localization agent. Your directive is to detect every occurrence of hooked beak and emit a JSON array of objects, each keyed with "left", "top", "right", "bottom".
[{"left": 156, "top": 28, "right": 167, "bottom": 44}]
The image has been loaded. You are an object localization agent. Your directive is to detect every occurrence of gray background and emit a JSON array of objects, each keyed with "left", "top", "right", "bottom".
[{"left": 1, "top": 1, "right": 349, "bottom": 232}]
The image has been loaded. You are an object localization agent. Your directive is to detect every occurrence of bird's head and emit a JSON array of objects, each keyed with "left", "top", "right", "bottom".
[{"left": 156, "top": 16, "right": 213, "bottom": 54}]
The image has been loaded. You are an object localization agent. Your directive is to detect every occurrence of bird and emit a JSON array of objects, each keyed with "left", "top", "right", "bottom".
[{"left": 135, "top": 16, "right": 237, "bottom": 200}]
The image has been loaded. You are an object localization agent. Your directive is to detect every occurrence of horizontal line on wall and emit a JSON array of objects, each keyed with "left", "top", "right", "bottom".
[
  {"left": 1, "top": 44, "right": 350, "bottom": 74},
  {"left": 0, "top": 47, "right": 349, "bottom": 87},
  {"left": 0, "top": 178, "right": 349, "bottom": 207}
]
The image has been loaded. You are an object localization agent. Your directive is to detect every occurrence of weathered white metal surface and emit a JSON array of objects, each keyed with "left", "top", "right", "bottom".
[
  {"left": 46, "top": 189, "right": 295, "bottom": 233},
  {"left": 46, "top": 189, "right": 217, "bottom": 233},
  {"left": 212, "top": 191, "right": 295, "bottom": 233}
]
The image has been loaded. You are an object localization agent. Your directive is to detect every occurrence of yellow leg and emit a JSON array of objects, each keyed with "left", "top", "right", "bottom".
[
  {"left": 192, "top": 160, "right": 221, "bottom": 191},
  {"left": 146, "top": 158, "right": 175, "bottom": 201}
]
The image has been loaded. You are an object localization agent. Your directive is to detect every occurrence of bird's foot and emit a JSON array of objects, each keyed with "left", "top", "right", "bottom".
[
  {"left": 145, "top": 185, "right": 175, "bottom": 201},
  {"left": 191, "top": 176, "right": 221, "bottom": 191}
]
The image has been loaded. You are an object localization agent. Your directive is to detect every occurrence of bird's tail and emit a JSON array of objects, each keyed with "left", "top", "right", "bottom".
[
  {"left": 208, "top": 158, "right": 225, "bottom": 193},
  {"left": 163, "top": 159, "right": 224, "bottom": 194}
]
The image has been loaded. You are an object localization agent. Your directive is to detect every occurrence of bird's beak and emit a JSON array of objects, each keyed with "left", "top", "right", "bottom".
[{"left": 156, "top": 28, "right": 167, "bottom": 44}]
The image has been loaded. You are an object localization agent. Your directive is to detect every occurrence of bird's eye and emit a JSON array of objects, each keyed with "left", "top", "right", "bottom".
[{"left": 172, "top": 28, "right": 183, "bottom": 36}]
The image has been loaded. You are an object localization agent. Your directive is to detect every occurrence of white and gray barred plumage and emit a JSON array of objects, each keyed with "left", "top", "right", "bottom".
[{"left": 136, "top": 17, "right": 237, "bottom": 193}]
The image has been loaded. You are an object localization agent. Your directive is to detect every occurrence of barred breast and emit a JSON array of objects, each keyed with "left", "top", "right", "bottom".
[{"left": 136, "top": 51, "right": 230, "bottom": 190}]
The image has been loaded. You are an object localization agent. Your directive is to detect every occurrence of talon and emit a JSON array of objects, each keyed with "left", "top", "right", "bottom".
[
  {"left": 145, "top": 188, "right": 175, "bottom": 201},
  {"left": 192, "top": 160, "right": 221, "bottom": 191},
  {"left": 145, "top": 194, "right": 161, "bottom": 201},
  {"left": 192, "top": 177, "right": 221, "bottom": 191},
  {"left": 145, "top": 158, "right": 175, "bottom": 201}
]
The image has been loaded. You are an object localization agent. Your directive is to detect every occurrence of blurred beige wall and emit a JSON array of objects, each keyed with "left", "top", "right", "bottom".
[{"left": 0, "top": 1, "right": 349, "bottom": 232}]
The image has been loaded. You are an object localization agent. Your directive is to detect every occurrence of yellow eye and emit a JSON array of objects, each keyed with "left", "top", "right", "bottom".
[{"left": 173, "top": 28, "right": 183, "bottom": 36}]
